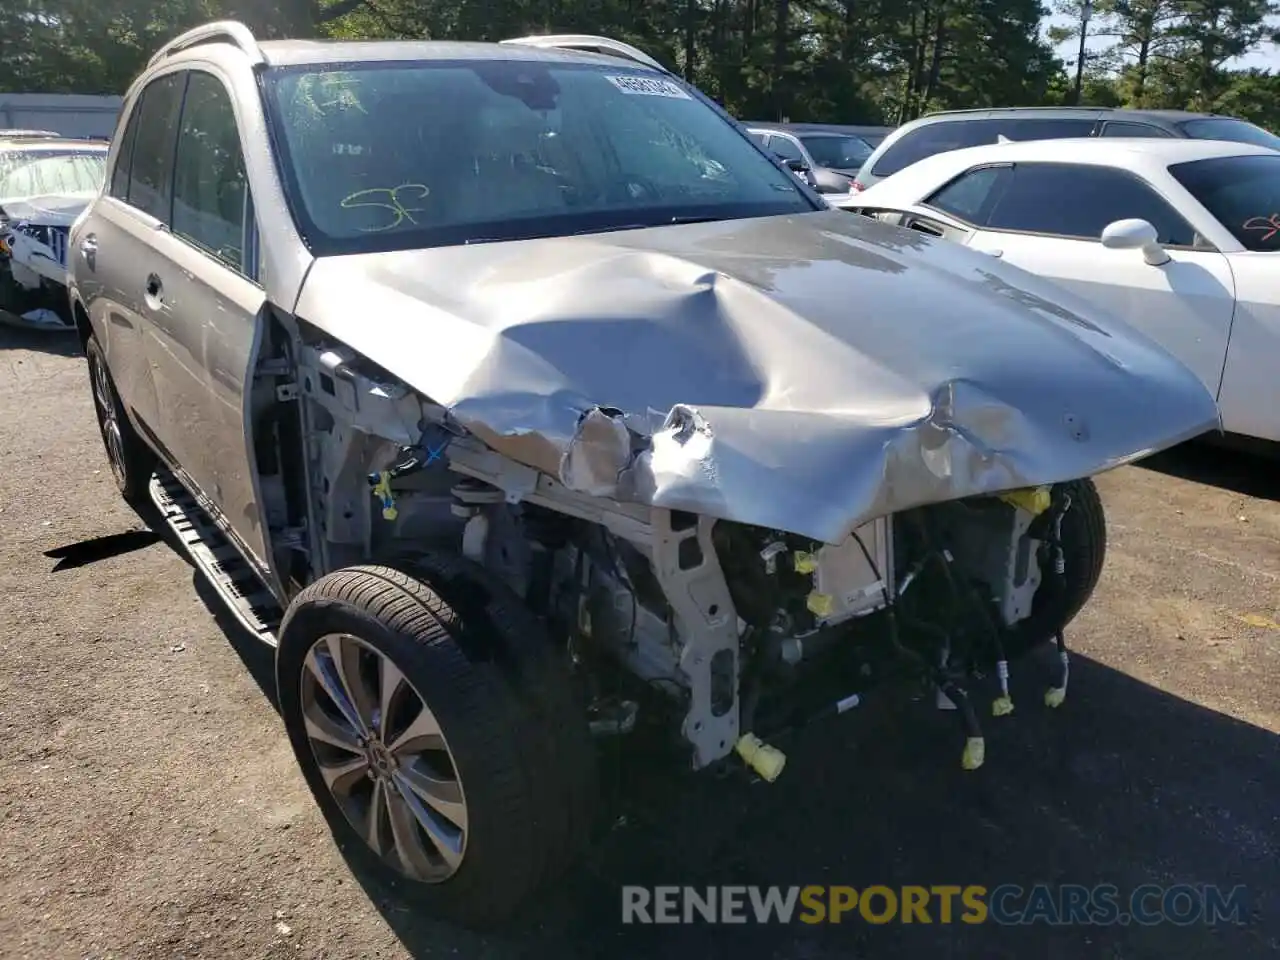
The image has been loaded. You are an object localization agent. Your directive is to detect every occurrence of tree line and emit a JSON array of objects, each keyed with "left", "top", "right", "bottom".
[{"left": 4, "top": 0, "right": 1278, "bottom": 131}]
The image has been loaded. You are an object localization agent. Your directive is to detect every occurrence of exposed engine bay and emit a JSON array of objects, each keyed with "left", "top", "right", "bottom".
[{"left": 253, "top": 328, "right": 1079, "bottom": 778}]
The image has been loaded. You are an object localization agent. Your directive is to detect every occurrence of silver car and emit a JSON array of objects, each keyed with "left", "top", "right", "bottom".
[
  {"left": 0, "top": 138, "right": 108, "bottom": 328},
  {"left": 69, "top": 22, "right": 1219, "bottom": 926}
]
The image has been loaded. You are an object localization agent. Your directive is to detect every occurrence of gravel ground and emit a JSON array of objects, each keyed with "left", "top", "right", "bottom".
[{"left": 2, "top": 324, "right": 1278, "bottom": 960}]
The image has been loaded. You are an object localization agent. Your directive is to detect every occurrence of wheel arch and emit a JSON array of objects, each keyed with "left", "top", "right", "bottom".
[{"left": 70, "top": 295, "right": 93, "bottom": 352}]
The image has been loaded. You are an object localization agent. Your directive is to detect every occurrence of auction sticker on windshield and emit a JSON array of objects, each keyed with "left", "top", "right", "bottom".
[{"left": 606, "top": 75, "right": 692, "bottom": 99}]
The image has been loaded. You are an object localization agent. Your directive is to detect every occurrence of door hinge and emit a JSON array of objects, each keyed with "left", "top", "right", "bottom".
[
  {"left": 258, "top": 357, "right": 292, "bottom": 377},
  {"left": 275, "top": 382, "right": 299, "bottom": 402},
  {"left": 273, "top": 526, "right": 308, "bottom": 551}
]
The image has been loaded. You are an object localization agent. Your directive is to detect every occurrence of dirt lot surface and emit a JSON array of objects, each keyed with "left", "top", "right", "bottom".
[{"left": 2, "top": 324, "right": 1278, "bottom": 960}]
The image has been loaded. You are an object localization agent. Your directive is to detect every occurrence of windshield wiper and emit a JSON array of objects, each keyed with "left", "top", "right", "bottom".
[
  {"left": 668, "top": 215, "right": 726, "bottom": 224},
  {"left": 573, "top": 224, "right": 651, "bottom": 235}
]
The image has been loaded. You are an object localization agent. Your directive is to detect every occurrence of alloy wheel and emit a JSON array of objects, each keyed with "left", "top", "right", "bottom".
[
  {"left": 89, "top": 352, "right": 127, "bottom": 489},
  {"left": 300, "top": 633, "right": 469, "bottom": 882}
]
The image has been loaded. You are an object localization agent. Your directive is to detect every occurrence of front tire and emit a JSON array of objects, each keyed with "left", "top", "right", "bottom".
[
  {"left": 275, "top": 556, "right": 596, "bottom": 927},
  {"left": 1007, "top": 477, "right": 1107, "bottom": 658},
  {"left": 85, "top": 335, "right": 154, "bottom": 504}
]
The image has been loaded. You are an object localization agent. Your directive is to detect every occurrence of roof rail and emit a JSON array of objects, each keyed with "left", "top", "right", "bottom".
[
  {"left": 499, "top": 34, "right": 668, "bottom": 74},
  {"left": 147, "top": 20, "right": 264, "bottom": 69}
]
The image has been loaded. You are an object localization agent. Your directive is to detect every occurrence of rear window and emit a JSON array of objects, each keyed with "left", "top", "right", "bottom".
[
  {"left": 1169, "top": 153, "right": 1280, "bottom": 252},
  {"left": 871, "top": 116, "right": 1095, "bottom": 178},
  {"left": 1178, "top": 118, "right": 1280, "bottom": 151},
  {"left": 799, "top": 134, "right": 871, "bottom": 170}
]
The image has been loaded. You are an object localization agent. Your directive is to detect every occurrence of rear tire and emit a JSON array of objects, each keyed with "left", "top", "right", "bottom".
[
  {"left": 275, "top": 555, "right": 596, "bottom": 928},
  {"left": 1007, "top": 477, "right": 1106, "bottom": 658},
  {"left": 86, "top": 334, "right": 154, "bottom": 505}
]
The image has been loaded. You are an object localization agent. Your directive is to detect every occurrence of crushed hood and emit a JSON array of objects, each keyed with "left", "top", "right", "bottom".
[{"left": 296, "top": 210, "right": 1220, "bottom": 543}]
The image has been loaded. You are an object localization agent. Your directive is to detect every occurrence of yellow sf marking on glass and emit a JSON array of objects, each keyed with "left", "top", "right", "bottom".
[
  {"left": 340, "top": 183, "right": 431, "bottom": 233},
  {"left": 316, "top": 75, "right": 367, "bottom": 114}
]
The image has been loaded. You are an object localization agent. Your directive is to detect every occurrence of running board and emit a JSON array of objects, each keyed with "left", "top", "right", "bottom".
[{"left": 149, "top": 470, "right": 281, "bottom": 646}]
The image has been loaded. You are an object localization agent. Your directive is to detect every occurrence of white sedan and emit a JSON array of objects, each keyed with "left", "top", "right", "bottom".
[{"left": 849, "top": 138, "right": 1280, "bottom": 444}]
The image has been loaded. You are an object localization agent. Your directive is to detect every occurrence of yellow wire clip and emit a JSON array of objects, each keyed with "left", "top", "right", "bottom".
[
  {"left": 735, "top": 733, "right": 787, "bottom": 782},
  {"left": 962, "top": 736, "right": 986, "bottom": 770},
  {"left": 806, "top": 591, "right": 834, "bottom": 618},
  {"left": 371, "top": 470, "right": 398, "bottom": 521},
  {"left": 999, "top": 485, "right": 1052, "bottom": 516}
]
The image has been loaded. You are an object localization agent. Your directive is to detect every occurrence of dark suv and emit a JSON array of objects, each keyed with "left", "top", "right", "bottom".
[{"left": 852, "top": 107, "right": 1280, "bottom": 191}]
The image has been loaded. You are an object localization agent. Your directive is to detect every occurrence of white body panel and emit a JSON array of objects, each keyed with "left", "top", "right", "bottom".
[
  {"left": 967, "top": 229, "right": 1237, "bottom": 399},
  {"left": 1217, "top": 254, "right": 1280, "bottom": 442},
  {"left": 852, "top": 137, "right": 1280, "bottom": 443}
]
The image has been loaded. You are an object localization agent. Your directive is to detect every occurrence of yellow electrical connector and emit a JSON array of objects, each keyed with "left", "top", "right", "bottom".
[
  {"left": 961, "top": 736, "right": 986, "bottom": 770},
  {"left": 793, "top": 551, "right": 817, "bottom": 574},
  {"left": 371, "top": 471, "right": 398, "bottom": 520},
  {"left": 806, "top": 592, "right": 834, "bottom": 618},
  {"left": 999, "top": 485, "right": 1052, "bottom": 516},
  {"left": 992, "top": 696, "right": 1015, "bottom": 717},
  {"left": 1044, "top": 686, "right": 1067, "bottom": 708},
  {"left": 735, "top": 733, "right": 786, "bottom": 782}
]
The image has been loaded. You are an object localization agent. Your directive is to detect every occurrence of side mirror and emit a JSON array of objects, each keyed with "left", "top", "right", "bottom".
[
  {"left": 782, "top": 157, "right": 810, "bottom": 173},
  {"left": 1101, "top": 218, "right": 1170, "bottom": 266}
]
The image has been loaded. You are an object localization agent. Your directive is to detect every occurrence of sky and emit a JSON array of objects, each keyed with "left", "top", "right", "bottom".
[{"left": 1044, "top": 11, "right": 1280, "bottom": 74}]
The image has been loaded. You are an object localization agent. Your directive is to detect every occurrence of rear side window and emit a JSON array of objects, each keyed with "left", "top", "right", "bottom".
[
  {"left": 109, "top": 109, "right": 141, "bottom": 199},
  {"left": 983, "top": 162, "right": 1197, "bottom": 246},
  {"left": 1101, "top": 121, "right": 1171, "bottom": 138},
  {"left": 873, "top": 119, "right": 1004, "bottom": 178},
  {"left": 171, "top": 72, "right": 251, "bottom": 274},
  {"left": 998, "top": 118, "right": 1096, "bottom": 141},
  {"left": 124, "top": 73, "right": 185, "bottom": 222},
  {"left": 926, "top": 165, "right": 1011, "bottom": 222},
  {"left": 872, "top": 116, "right": 1096, "bottom": 178}
]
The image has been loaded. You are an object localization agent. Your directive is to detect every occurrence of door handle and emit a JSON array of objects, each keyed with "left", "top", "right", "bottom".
[
  {"left": 80, "top": 234, "right": 97, "bottom": 270},
  {"left": 976, "top": 247, "right": 1004, "bottom": 258},
  {"left": 144, "top": 273, "right": 164, "bottom": 305}
]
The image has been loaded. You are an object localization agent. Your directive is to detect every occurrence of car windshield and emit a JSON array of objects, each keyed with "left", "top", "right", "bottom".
[
  {"left": 264, "top": 60, "right": 817, "bottom": 253},
  {"left": 1168, "top": 153, "right": 1280, "bottom": 252},
  {"left": 1177, "top": 118, "right": 1280, "bottom": 150},
  {"left": 800, "top": 134, "right": 871, "bottom": 170},
  {"left": 0, "top": 150, "right": 106, "bottom": 204}
]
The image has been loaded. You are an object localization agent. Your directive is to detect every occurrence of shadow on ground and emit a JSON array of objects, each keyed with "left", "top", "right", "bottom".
[
  {"left": 1137, "top": 437, "right": 1279, "bottom": 503},
  {"left": 76, "top": 490, "right": 1279, "bottom": 960},
  {"left": 340, "top": 648, "right": 1278, "bottom": 960},
  {"left": 240, "top": 633, "right": 1276, "bottom": 958},
  {"left": 44, "top": 528, "right": 161, "bottom": 571},
  {"left": 0, "top": 315, "right": 81, "bottom": 356}
]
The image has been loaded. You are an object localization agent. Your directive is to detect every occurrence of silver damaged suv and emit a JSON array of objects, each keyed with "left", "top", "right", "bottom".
[{"left": 69, "top": 22, "right": 1220, "bottom": 926}]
